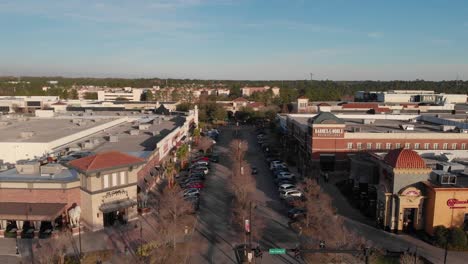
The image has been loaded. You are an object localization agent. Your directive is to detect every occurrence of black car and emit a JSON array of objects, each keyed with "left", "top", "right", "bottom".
[
  {"left": 288, "top": 208, "right": 307, "bottom": 220},
  {"left": 252, "top": 167, "right": 258, "bottom": 174}
]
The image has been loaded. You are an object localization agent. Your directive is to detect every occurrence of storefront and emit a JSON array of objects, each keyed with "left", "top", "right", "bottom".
[
  {"left": 375, "top": 148, "right": 431, "bottom": 233},
  {"left": 424, "top": 180, "right": 468, "bottom": 235},
  {"left": 67, "top": 151, "right": 144, "bottom": 231}
]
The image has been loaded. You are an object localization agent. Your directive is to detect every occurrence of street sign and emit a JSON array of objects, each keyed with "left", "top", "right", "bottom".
[{"left": 269, "top": 248, "right": 286, "bottom": 255}]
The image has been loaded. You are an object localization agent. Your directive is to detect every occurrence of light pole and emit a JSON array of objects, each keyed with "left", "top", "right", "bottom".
[{"left": 78, "top": 219, "right": 82, "bottom": 260}]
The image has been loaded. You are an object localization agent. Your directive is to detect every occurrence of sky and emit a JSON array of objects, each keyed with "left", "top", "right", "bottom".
[{"left": 0, "top": 0, "right": 468, "bottom": 80}]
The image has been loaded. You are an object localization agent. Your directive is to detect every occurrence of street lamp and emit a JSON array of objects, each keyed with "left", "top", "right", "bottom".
[{"left": 15, "top": 236, "right": 19, "bottom": 255}]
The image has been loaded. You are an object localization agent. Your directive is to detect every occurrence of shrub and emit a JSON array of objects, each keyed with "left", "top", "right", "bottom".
[
  {"left": 449, "top": 227, "right": 468, "bottom": 250},
  {"left": 433, "top": 225, "right": 448, "bottom": 247}
]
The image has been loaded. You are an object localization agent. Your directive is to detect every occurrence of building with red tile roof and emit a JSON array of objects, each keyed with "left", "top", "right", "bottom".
[
  {"left": 68, "top": 151, "right": 145, "bottom": 173},
  {"left": 384, "top": 148, "right": 426, "bottom": 169}
]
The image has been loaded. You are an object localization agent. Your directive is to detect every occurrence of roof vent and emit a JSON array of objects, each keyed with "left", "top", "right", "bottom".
[{"left": 399, "top": 124, "right": 414, "bottom": 131}]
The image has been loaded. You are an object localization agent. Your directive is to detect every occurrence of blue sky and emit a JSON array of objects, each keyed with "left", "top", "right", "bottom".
[{"left": 1, "top": 0, "right": 468, "bottom": 80}]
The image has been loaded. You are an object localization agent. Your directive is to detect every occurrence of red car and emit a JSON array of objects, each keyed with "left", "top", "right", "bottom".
[
  {"left": 187, "top": 182, "right": 205, "bottom": 189},
  {"left": 192, "top": 157, "right": 209, "bottom": 163}
]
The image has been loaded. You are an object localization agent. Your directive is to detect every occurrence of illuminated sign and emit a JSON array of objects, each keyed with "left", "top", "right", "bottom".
[
  {"left": 401, "top": 188, "right": 420, "bottom": 197},
  {"left": 314, "top": 128, "right": 344, "bottom": 137},
  {"left": 447, "top": 198, "right": 468, "bottom": 209}
]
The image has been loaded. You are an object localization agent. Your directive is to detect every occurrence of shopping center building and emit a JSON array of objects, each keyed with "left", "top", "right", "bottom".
[
  {"left": 0, "top": 108, "right": 198, "bottom": 236},
  {"left": 281, "top": 111, "right": 468, "bottom": 175}
]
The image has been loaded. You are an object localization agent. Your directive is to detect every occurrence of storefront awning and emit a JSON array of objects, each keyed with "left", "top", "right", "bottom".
[
  {"left": 0, "top": 202, "right": 67, "bottom": 221},
  {"left": 99, "top": 199, "right": 137, "bottom": 213}
]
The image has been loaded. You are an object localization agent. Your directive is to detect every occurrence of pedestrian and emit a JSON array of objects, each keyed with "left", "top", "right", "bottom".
[{"left": 324, "top": 173, "right": 329, "bottom": 183}]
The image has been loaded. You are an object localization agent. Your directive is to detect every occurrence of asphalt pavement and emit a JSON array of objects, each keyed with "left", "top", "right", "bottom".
[{"left": 189, "top": 125, "right": 302, "bottom": 264}]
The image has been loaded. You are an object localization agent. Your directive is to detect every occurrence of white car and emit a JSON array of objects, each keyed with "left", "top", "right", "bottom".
[
  {"left": 270, "top": 161, "right": 286, "bottom": 170},
  {"left": 280, "top": 189, "right": 303, "bottom": 199},
  {"left": 278, "top": 184, "right": 296, "bottom": 192},
  {"left": 191, "top": 166, "right": 209, "bottom": 175},
  {"left": 183, "top": 188, "right": 200, "bottom": 197}
]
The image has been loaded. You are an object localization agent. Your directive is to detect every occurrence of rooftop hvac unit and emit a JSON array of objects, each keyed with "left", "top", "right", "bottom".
[
  {"left": 399, "top": 124, "right": 414, "bottom": 131},
  {"left": 129, "top": 129, "right": 139, "bottom": 135},
  {"left": 152, "top": 131, "right": 160, "bottom": 136},
  {"left": 458, "top": 128, "right": 468, "bottom": 134},
  {"left": 352, "top": 127, "right": 361, "bottom": 132},
  {"left": 362, "top": 119, "right": 375, "bottom": 124},
  {"left": 139, "top": 124, "right": 151, "bottom": 130},
  {"left": 387, "top": 130, "right": 395, "bottom": 133},
  {"left": 440, "top": 125, "right": 456, "bottom": 132},
  {"left": 0, "top": 121, "right": 10, "bottom": 126}
]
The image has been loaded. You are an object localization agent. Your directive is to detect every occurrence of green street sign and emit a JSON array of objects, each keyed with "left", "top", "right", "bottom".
[{"left": 269, "top": 248, "right": 286, "bottom": 255}]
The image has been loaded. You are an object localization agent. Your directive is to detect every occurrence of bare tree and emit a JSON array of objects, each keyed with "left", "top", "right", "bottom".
[
  {"left": 197, "top": 136, "right": 214, "bottom": 154},
  {"left": 295, "top": 178, "right": 366, "bottom": 263},
  {"left": 34, "top": 232, "right": 70, "bottom": 264},
  {"left": 157, "top": 185, "right": 194, "bottom": 249},
  {"left": 400, "top": 252, "right": 423, "bottom": 264},
  {"left": 228, "top": 139, "right": 265, "bottom": 243}
]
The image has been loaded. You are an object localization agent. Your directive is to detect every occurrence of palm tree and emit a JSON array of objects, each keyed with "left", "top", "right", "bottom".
[
  {"left": 193, "top": 128, "right": 201, "bottom": 145},
  {"left": 176, "top": 144, "right": 189, "bottom": 169}
]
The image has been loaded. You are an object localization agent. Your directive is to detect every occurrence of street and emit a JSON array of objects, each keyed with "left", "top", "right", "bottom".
[{"left": 189, "top": 125, "right": 301, "bottom": 264}]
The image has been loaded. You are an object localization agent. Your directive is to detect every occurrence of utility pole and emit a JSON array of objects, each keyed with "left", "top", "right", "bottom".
[{"left": 249, "top": 201, "right": 252, "bottom": 263}]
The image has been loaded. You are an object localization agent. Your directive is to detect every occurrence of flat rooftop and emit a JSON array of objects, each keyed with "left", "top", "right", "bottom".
[
  {"left": 0, "top": 167, "right": 79, "bottom": 183},
  {"left": 0, "top": 117, "right": 117, "bottom": 142},
  {"left": 289, "top": 115, "right": 455, "bottom": 134},
  {"left": 90, "top": 115, "right": 186, "bottom": 152}
]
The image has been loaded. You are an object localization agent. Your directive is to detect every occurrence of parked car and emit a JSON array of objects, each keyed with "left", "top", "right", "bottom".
[
  {"left": 270, "top": 161, "right": 286, "bottom": 170},
  {"left": 191, "top": 161, "right": 209, "bottom": 168},
  {"left": 276, "top": 179, "right": 295, "bottom": 186},
  {"left": 287, "top": 208, "right": 307, "bottom": 220},
  {"left": 192, "top": 157, "right": 209, "bottom": 163},
  {"left": 183, "top": 188, "right": 200, "bottom": 197},
  {"left": 191, "top": 166, "right": 209, "bottom": 175},
  {"left": 251, "top": 167, "right": 258, "bottom": 175},
  {"left": 181, "top": 178, "right": 203, "bottom": 187},
  {"left": 189, "top": 172, "right": 205, "bottom": 180},
  {"left": 187, "top": 182, "right": 205, "bottom": 189},
  {"left": 278, "top": 183, "right": 297, "bottom": 192},
  {"left": 280, "top": 189, "right": 303, "bottom": 199}
]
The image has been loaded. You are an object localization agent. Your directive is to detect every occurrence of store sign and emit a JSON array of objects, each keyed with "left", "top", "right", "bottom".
[
  {"left": 314, "top": 128, "right": 344, "bottom": 137},
  {"left": 447, "top": 198, "right": 468, "bottom": 209},
  {"left": 103, "top": 189, "right": 128, "bottom": 200},
  {"left": 402, "top": 188, "right": 420, "bottom": 197}
]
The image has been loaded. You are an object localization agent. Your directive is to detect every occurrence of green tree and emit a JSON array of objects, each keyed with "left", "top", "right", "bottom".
[
  {"left": 176, "top": 144, "right": 189, "bottom": 168},
  {"left": 176, "top": 102, "right": 194, "bottom": 112},
  {"left": 84, "top": 92, "right": 98, "bottom": 100},
  {"left": 141, "top": 90, "right": 154, "bottom": 101},
  {"left": 69, "top": 89, "right": 78, "bottom": 99}
]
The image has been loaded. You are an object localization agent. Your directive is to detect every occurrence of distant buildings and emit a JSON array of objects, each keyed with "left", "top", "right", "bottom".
[
  {"left": 97, "top": 87, "right": 143, "bottom": 102},
  {"left": 216, "top": 97, "right": 265, "bottom": 113},
  {"left": 241, "top": 86, "right": 280, "bottom": 97},
  {"left": 355, "top": 90, "right": 467, "bottom": 105}
]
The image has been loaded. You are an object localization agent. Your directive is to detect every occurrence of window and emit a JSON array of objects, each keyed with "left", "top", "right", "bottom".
[
  {"left": 112, "top": 173, "right": 118, "bottom": 187},
  {"left": 120, "top": 171, "right": 127, "bottom": 185},
  {"left": 376, "top": 143, "right": 382, "bottom": 149},
  {"left": 405, "top": 143, "right": 410, "bottom": 149},
  {"left": 367, "top": 143, "right": 372, "bottom": 149},
  {"left": 386, "top": 143, "right": 392, "bottom": 149},
  {"left": 433, "top": 143, "right": 439, "bottom": 150},
  {"left": 395, "top": 143, "right": 401, "bottom": 149},
  {"left": 414, "top": 143, "right": 420, "bottom": 150},
  {"left": 452, "top": 143, "right": 457, "bottom": 150},
  {"left": 357, "top": 143, "right": 362, "bottom": 150},
  {"left": 424, "top": 143, "right": 430, "bottom": 150},
  {"left": 347, "top": 142, "right": 353, "bottom": 149},
  {"left": 443, "top": 143, "right": 448, "bottom": 150},
  {"left": 103, "top": 174, "right": 110, "bottom": 189},
  {"left": 462, "top": 143, "right": 466, "bottom": 150}
]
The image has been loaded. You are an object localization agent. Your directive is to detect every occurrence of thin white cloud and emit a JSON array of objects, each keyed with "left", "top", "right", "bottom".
[{"left": 367, "top": 32, "right": 384, "bottom": 38}]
